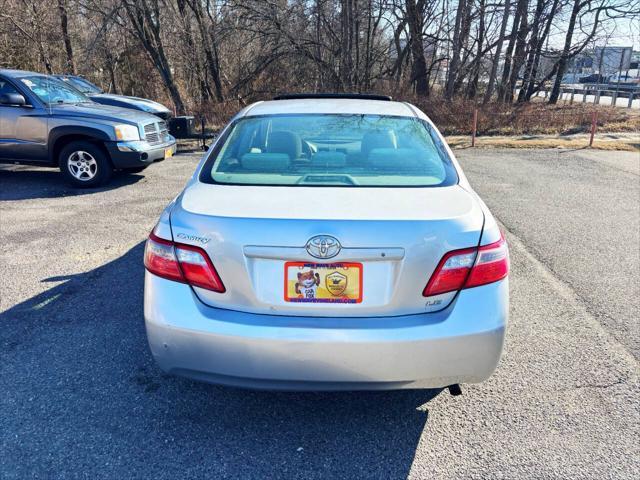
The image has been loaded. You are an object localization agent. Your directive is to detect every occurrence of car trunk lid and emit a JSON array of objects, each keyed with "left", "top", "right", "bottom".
[{"left": 169, "top": 183, "right": 484, "bottom": 317}]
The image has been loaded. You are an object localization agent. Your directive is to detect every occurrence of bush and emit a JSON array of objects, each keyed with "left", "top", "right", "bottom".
[{"left": 192, "top": 92, "right": 640, "bottom": 137}]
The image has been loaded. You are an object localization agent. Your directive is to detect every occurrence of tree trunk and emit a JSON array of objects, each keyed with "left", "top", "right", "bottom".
[
  {"left": 504, "top": 1, "right": 529, "bottom": 103},
  {"left": 27, "top": 1, "right": 52, "bottom": 74},
  {"left": 406, "top": 0, "right": 429, "bottom": 95},
  {"left": 390, "top": 16, "right": 409, "bottom": 82},
  {"left": 522, "top": 0, "right": 560, "bottom": 101},
  {"left": 354, "top": 0, "right": 361, "bottom": 90},
  {"left": 483, "top": 0, "right": 511, "bottom": 103},
  {"left": 57, "top": 0, "right": 75, "bottom": 74},
  {"left": 177, "top": 0, "right": 209, "bottom": 103},
  {"left": 445, "top": 0, "right": 467, "bottom": 99},
  {"left": 451, "top": 0, "right": 472, "bottom": 96},
  {"left": 340, "top": 0, "right": 354, "bottom": 89},
  {"left": 519, "top": 0, "right": 559, "bottom": 102},
  {"left": 316, "top": 0, "right": 324, "bottom": 89},
  {"left": 104, "top": 49, "right": 119, "bottom": 94},
  {"left": 548, "top": 0, "right": 580, "bottom": 104},
  {"left": 498, "top": 0, "right": 526, "bottom": 101},
  {"left": 123, "top": 0, "right": 186, "bottom": 114},
  {"left": 467, "top": 0, "right": 486, "bottom": 99},
  {"left": 517, "top": 0, "right": 544, "bottom": 102},
  {"left": 185, "top": 0, "right": 224, "bottom": 102}
]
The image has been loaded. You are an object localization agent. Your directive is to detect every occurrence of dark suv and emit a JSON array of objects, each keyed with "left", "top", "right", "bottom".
[
  {"left": 55, "top": 75, "right": 172, "bottom": 120},
  {"left": 0, "top": 69, "right": 176, "bottom": 187}
]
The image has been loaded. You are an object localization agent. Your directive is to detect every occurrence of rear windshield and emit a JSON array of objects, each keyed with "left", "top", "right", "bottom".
[{"left": 200, "top": 114, "right": 458, "bottom": 187}]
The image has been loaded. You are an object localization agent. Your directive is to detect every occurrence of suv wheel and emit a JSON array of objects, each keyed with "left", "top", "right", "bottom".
[{"left": 59, "top": 141, "right": 113, "bottom": 188}]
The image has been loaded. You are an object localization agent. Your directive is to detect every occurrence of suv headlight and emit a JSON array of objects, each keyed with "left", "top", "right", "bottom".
[{"left": 114, "top": 124, "right": 140, "bottom": 141}]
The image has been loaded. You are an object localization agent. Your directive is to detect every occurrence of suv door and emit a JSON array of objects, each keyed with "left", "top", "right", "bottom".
[{"left": 0, "top": 76, "right": 48, "bottom": 162}]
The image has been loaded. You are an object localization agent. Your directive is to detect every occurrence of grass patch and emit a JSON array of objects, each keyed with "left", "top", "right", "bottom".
[
  {"left": 408, "top": 96, "right": 640, "bottom": 136},
  {"left": 446, "top": 133, "right": 640, "bottom": 152}
]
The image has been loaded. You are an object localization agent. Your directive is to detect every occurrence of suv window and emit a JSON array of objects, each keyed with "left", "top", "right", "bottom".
[
  {"left": 20, "top": 76, "right": 89, "bottom": 105},
  {"left": 201, "top": 114, "right": 458, "bottom": 187},
  {"left": 0, "top": 78, "right": 20, "bottom": 96}
]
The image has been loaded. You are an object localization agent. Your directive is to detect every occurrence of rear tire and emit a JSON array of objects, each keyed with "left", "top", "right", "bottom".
[{"left": 59, "top": 141, "right": 113, "bottom": 188}]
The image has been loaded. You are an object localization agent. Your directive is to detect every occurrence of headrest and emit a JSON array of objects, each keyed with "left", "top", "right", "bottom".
[
  {"left": 361, "top": 131, "right": 397, "bottom": 158},
  {"left": 240, "top": 153, "right": 290, "bottom": 172},
  {"left": 368, "top": 148, "right": 443, "bottom": 175},
  {"left": 266, "top": 131, "right": 302, "bottom": 160},
  {"left": 311, "top": 151, "right": 346, "bottom": 168}
]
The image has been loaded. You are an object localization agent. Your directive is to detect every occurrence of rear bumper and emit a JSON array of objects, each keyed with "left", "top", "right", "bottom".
[
  {"left": 105, "top": 137, "right": 176, "bottom": 168},
  {"left": 144, "top": 273, "right": 508, "bottom": 390}
]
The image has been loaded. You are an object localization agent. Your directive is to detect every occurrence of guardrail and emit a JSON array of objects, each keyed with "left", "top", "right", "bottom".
[
  {"left": 469, "top": 108, "right": 610, "bottom": 148},
  {"left": 534, "top": 87, "right": 639, "bottom": 108}
]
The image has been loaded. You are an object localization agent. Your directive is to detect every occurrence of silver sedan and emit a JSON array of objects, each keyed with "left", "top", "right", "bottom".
[{"left": 144, "top": 94, "right": 509, "bottom": 391}]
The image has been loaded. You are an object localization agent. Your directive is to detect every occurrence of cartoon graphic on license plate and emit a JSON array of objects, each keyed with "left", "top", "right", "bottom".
[{"left": 284, "top": 262, "right": 362, "bottom": 303}]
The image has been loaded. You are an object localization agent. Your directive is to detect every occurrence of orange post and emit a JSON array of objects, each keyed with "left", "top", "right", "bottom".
[
  {"left": 589, "top": 111, "right": 598, "bottom": 147},
  {"left": 471, "top": 108, "right": 478, "bottom": 147}
]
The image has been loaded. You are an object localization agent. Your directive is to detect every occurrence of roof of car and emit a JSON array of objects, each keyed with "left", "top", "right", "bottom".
[
  {"left": 273, "top": 93, "right": 392, "bottom": 101},
  {"left": 242, "top": 98, "right": 418, "bottom": 117},
  {"left": 0, "top": 69, "right": 48, "bottom": 79}
]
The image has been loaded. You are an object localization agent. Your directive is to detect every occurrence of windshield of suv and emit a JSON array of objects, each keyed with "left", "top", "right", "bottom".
[
  {"left": 65, "top": 76, "right": 103, "bottom": 94},
  {"left": 202, "top": 114, "right": 457, "bottom": 187},
  {"left": 20, "top": 76, "right": 90, "bottom": 105}
]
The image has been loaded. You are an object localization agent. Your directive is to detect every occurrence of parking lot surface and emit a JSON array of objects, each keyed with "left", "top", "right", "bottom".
[{"left": 1, "top": 148, "right": 639, "bottom": 479}]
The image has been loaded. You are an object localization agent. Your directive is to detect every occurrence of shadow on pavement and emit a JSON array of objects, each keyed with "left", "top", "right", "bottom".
[
  {"left": 0, "top": 166, "right": 144, "bottom": 201},
  {"left": 0, "top": 243, "right": 440, "bottom": 478}
]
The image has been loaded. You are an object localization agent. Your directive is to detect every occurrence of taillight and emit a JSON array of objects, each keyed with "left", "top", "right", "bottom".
[
  {"left": 144, "top": 232, "right": 225, "bottom": 293},
  {"left": 175, "top": 244, "right": 225, "bottom": 292},
  {"left": 423, "top": 235, "right": 508, "bottom": 297},
  {"left": 144, "top": 234, "right": 182, "bottom": 282},
  {"left": 465, "top": 237, "right": 509, "bottom": 289},
  {"left": 423, "top": 248, "right": 477, "bottom": 296}
]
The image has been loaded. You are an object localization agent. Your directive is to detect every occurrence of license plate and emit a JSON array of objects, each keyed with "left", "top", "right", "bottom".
[
  {"left": 164, "top": 147, "right": 174, "bottom": 159},
  {"left": 284, "top": 262, "right": 362, "bottom": 303}
]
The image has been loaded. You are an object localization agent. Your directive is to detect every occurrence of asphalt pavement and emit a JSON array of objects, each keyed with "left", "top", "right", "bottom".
[{"left": 1, "top": 148, "right": 638, "bottom": 479}]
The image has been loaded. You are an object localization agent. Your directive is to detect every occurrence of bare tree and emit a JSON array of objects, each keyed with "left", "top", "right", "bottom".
[
  {"left": 547, "top": 0, "right": 622, "bottom": 104},
  {"left": 57, "top": 0, "right": 75, "bottom": 73},
  {"left": 1, "top": 0, "right": 637, "bottom": 109},
  {"left": 483, "top": 0, "right": 511, "bottom": 103},
  {"left": 184, "top": 0, "right": 224, "bottom": 102},
  {"left": 517, "top": 0, "right": 559, "bottom": 102},
  {"left": 406, "top": 0, "right": 429, "bottom": 95},
  {"left": 122, "top": 0, "right": 186, "bottom": 113},
  {"left": 466, "top": 0, "right": 486, "bottom": 99},
  {"left": 445, "top": 0, "right": 468, "bottom": 99},
  {"left": 497, "top": 0, "right": 527, "bottom": 101}
]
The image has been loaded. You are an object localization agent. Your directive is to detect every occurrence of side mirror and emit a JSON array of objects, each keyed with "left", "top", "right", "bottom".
[{"left": 0, "top": 93, "right": 27, "bottom": 106}]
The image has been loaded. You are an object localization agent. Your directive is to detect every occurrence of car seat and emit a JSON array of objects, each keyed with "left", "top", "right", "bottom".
[{"left": 266, "top": 131, "right": 302, "bottom": 160}]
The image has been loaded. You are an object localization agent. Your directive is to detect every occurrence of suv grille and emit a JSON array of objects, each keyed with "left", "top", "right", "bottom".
[{"left": 144, "top": 121, "right": 170, "bottom": 145}]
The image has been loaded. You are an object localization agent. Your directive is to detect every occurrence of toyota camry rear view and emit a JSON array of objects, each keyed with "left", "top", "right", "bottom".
[{"left": 143, "top": 94, "right": 509, "bottom": 391}]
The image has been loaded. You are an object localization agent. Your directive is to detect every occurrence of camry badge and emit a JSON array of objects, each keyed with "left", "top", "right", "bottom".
[
  {"left": 176, "top": 232, "right": 211, "bottom": 244},
  {"left": 306, "top": 235, "right": 341, "bottom": 259}
]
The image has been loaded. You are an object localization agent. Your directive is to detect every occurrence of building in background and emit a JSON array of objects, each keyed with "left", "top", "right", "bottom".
[{"left": 593, "top": 46, "right": 633, "bottom": 76}]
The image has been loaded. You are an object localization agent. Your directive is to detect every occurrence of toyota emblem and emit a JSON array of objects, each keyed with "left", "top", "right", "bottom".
[{"left": 305, "top": 235, "right": 341, "bottom": 259}]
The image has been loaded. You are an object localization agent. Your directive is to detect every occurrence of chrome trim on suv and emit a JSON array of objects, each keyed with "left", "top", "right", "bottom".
[{"left": 144, "top": 121, "right": 170, "bottom": 145}]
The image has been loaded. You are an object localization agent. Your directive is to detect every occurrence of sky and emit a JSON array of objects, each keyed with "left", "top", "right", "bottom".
[{"left": 527, "top": 3, "right": 639, "bottom": 51}]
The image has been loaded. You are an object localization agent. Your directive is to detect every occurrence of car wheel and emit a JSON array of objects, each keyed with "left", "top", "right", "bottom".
[{"left": 59, "top": 141, "right": 113, "bottom": 188}]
